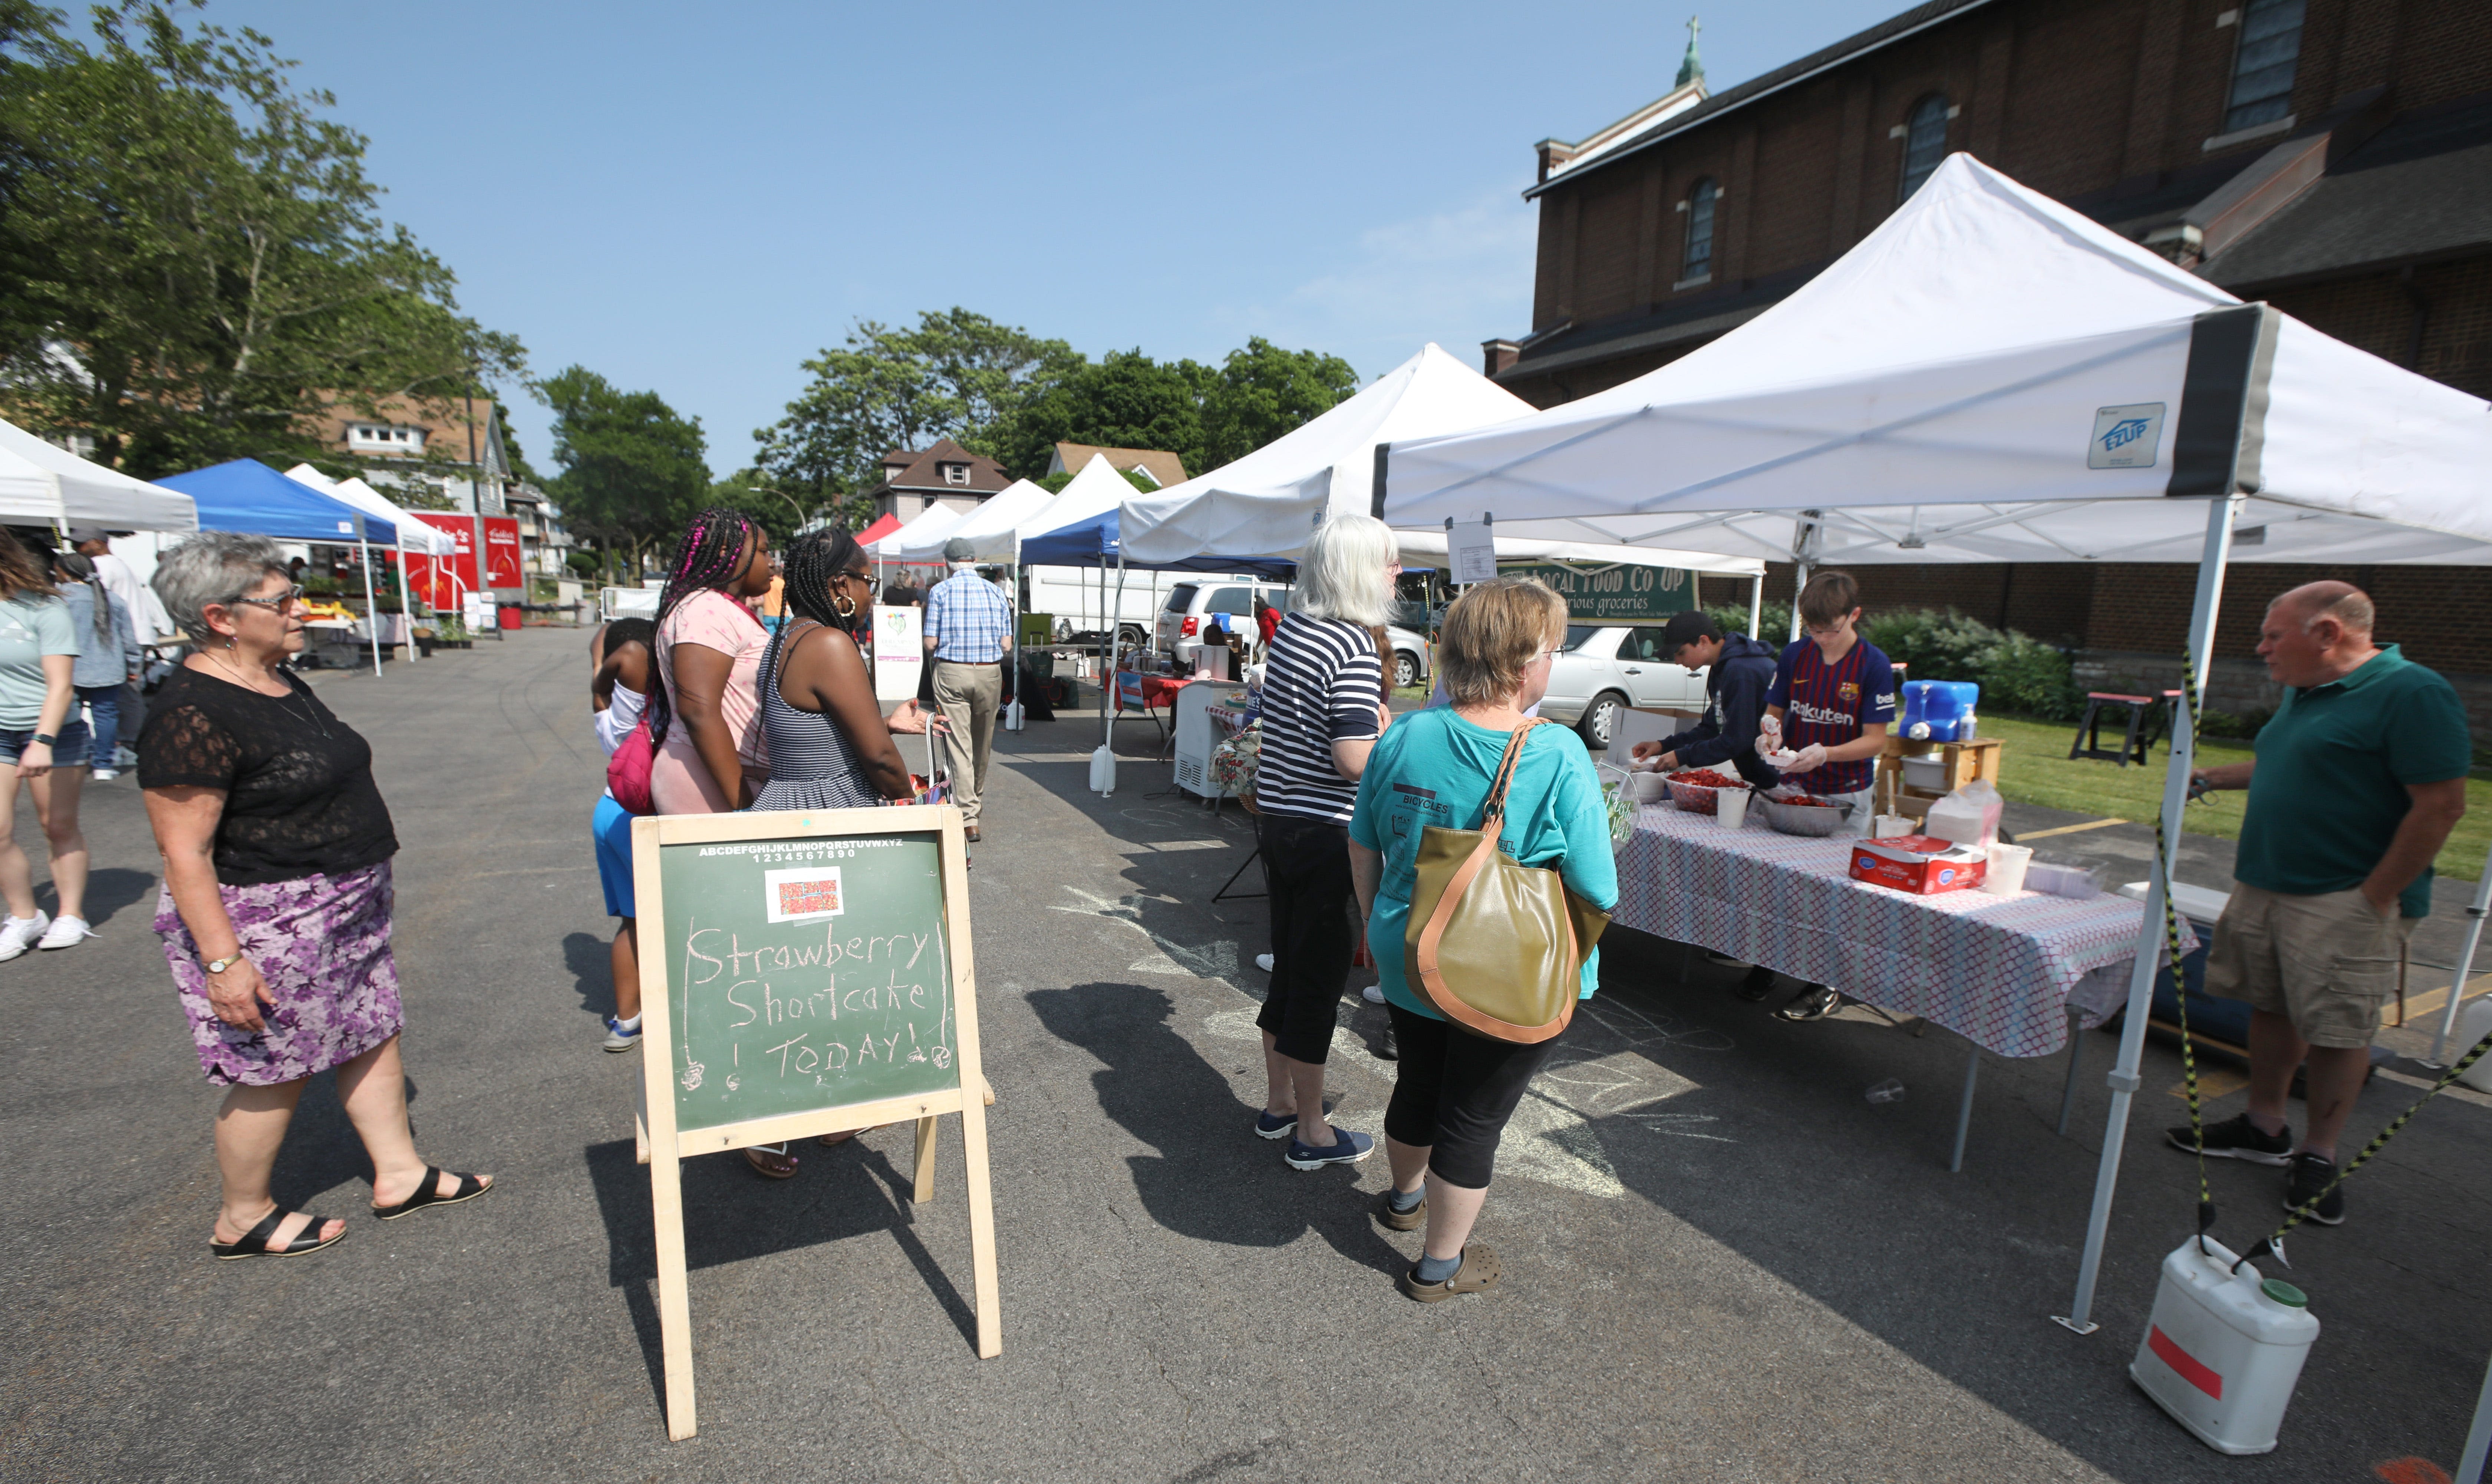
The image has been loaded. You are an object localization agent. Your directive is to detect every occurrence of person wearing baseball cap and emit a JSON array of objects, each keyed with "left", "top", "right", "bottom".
[
  {"left": 1629, "top": 609, "right": 1781, "bottom": 791},
  {"left": 921, "top": 535, "right": 1013, "bottom": 841}
]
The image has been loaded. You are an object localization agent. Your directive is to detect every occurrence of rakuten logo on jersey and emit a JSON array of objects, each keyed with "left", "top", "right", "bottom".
[{"left": 1788, "top": 699, "right": 1853, "bottom": 726}]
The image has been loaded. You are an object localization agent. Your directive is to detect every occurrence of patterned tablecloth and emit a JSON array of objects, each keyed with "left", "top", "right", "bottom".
[{"left": 1614, "top": 802, "right": 2195, "bottom": 1059}]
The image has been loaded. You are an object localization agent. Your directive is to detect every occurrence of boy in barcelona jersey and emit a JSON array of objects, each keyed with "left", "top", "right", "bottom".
[{"left": 1756, "top": 569, "right": 1896, "bottom": 1022}]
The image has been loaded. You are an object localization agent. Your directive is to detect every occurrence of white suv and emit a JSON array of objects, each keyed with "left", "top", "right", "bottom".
[
  {"left": 1536, "top": 624, "right": 1708, "bottom": 749},
  {"left": 1154, "top": 580, "right": 1289, "bottom": 659}
]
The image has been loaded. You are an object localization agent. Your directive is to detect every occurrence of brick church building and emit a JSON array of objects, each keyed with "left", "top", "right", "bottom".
[{"left": 1492, "top": 0, "right": 2492, "bottom": 724}]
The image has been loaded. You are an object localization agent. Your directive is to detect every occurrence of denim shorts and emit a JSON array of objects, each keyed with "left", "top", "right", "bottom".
[{"left": 0, "top": 717, "right": 90, "bottom": 768}]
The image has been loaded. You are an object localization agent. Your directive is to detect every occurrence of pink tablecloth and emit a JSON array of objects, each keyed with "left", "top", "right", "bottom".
[{"left": 1613, "top": 803, "right": 2193, "bottom": 1059}]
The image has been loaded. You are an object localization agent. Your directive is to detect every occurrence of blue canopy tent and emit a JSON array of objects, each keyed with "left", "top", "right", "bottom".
[{"left": 157, "top": 459, "right": 400, "bottom": 675}]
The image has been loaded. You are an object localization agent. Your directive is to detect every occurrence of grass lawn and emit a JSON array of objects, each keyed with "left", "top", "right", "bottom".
[{"left": 1975, "top": 713, "right": 2490, "bottom": 883}]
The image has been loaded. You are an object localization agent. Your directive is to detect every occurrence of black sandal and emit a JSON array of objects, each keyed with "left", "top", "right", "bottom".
[
  {"left": 211, "top": 1208, "right": 346, "bottom": 1260},
  {"left": 372, "top": 1166, "right": 494, "bottom": 1220}
]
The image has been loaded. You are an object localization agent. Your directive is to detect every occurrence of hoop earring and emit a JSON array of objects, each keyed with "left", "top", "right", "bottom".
[{"left": 831, "top": 593, "right": 857, "bottom": 618}]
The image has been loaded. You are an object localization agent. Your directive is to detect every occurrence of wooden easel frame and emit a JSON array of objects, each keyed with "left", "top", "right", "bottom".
[{"left": 629, "top": 804, "right": 1000, "bottom": 1441}]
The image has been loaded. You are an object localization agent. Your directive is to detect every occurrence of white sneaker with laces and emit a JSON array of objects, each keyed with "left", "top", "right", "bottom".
[
  {"left": 1255, "top": 953, "right": 1275, "bottom": 973},
  {"left": 0, "top": 911, "right": 50, "bottom": 961},
  {"left": 37, "top": 915, "right": 92, "bottom": 950},
  {"left": 89, "top": 767, "right": 118, "bottom": 781}
]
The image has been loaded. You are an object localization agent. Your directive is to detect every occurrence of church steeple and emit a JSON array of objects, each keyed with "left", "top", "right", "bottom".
[{"left": 1675, "top": 14, "right": 1704, "bottom": 89}]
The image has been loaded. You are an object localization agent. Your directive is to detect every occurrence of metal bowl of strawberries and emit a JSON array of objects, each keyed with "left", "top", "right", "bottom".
[{"left": 1757, "top": 788, "right": 1856, "bottom": 836}]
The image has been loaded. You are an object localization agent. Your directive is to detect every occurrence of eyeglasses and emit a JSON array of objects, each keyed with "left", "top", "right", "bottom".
[
  {"left": 229, "top": 584, "right": 305, "bottom": 611},
  {"left": 833, "top": 571, "right": 883, "bottom": 594}
]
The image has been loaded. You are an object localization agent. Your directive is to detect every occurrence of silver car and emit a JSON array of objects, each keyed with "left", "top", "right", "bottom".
[{"left": 1536, "top": 624, "right": 1709, "bottom": 748}]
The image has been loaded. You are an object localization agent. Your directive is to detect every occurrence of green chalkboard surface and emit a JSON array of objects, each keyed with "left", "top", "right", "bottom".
[{"left": 658, "top": 829, "right": 954, "bottom": 1132}]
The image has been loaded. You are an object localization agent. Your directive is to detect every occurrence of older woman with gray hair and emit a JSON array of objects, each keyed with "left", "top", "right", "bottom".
[
  {"left": 1247, "top": 512, "right": 1399, "bottom": 1171},
  {"left": 141, "top": 533, "right": 490, "bottom": 1260}
]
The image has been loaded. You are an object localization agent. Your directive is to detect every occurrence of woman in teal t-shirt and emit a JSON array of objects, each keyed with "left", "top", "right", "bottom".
[{"left": 1348, "top": 577, "right": 1617, "bottom": 1302}]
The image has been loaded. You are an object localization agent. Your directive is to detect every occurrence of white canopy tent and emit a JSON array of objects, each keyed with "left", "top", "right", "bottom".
[
  {"left": 868, "top": 502, "right": 965, "bottom": 567},
  {"left": 286, "top": 464, "right": 455, "bottom": 669},
  {"left": 897, "top": 478, "right": 1053, "bottom": 563},
  {"left": 1117, "top": 343, "right": 1538, "bottom": 567},
  {"left": 1377, "top": 153, "right": 2492, "bottom": 1339},
  {"left": 0, "top": 418, "right": 196, "bottom": 531}
]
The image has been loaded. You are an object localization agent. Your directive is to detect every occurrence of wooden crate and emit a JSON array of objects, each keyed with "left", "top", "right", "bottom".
[{"left": 1875, "top": 736, "right": 2002, "bottom": 818}]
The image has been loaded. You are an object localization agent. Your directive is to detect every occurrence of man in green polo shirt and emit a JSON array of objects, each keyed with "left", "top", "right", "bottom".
[{"left": 2168, "top": 581, "right": 2469, "bottom": 1227}]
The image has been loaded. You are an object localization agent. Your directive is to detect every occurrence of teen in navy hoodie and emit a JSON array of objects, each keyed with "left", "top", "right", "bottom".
[{"left": 1629, "top": 609, "right": 1783, "bottom": 789}]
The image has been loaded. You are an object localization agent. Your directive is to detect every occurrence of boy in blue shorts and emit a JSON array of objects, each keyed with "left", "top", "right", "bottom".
[{"left": 1759, "top": 570, "right": 1896, "bottom": 1021}]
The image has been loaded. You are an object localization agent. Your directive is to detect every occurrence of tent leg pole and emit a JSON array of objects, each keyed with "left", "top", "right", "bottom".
[
  {"left": 1789, "top": 562, "right": 1808, "bottom": 643},
  {"left": 1948, "top": 1040, "right": 1980, "bottom": 1173},
  {"left": 2056, "top": 494, "right": 2238, "bottom": 1337},
  {"left": 2425, "top": 847, "right": 2492, "bottom": 1064},
  {"left": 1749, "top": 576, "right": 1763, "bottom": 639},
  {"left": 358, "top": 538, "right": 382, "bottom": 678},
  {"left": 396, "top": 541, "right": 416, "bottom": 660},
  {"left": 2458, "top": 1343, "right": 2492, "bottom": 1484}
]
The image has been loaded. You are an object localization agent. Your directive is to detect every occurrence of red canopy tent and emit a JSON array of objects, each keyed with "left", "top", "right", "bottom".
[{"left": 854, "top": 512, "right": 902, "bottom": 544}]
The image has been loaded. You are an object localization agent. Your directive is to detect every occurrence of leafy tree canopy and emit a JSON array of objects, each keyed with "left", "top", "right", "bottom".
[
  {"left": 1199, "top": 338, "right": 1359, "bottom": 471},
  {"left": 542, "top": 366, "right": 709, "bottom": 565},
  {"left": 0, "top": 2, "right": 524, "bottom": 476},
  {"left": 995, "top": 350, "right": 1213, "bottom": 479}
]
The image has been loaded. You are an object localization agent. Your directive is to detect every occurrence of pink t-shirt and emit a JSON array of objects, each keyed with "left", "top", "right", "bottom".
[{"left": 650, "top": 590, "right": 769, "bottom": 814}]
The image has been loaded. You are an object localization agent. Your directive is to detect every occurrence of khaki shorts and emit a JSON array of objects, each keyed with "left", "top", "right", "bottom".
[{"left": 2203, "top": 881, "right": 2415, "bottom": 1049}]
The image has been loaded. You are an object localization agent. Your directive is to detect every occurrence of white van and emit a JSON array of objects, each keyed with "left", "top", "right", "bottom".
[{"left": 1021, "top": 564, "right": 1184, "bottom": 649}]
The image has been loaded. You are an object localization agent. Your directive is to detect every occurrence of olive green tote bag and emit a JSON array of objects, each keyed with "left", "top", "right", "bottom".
[{"left": 1403, "top": 719, "right": 1611, "bottom": 1044}]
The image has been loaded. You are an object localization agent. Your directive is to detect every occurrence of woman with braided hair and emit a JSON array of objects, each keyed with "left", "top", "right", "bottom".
[
  {"left": 646, "top": 508, "right": 778, "bottom": 815},
  {"left": 750, "top": 528, "right": 939, "bottom": 813}
]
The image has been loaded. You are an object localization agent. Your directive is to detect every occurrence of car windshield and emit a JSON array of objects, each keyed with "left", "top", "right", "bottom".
[
  {"left": 1562, "top": 625, "right": 1601, "bottom": 652},
  {"left": 1388, "top": 600, "right": 1431, "bottom": 630},
  {"left": 1161, "top": 584, "right": 1197, "bottom": 614}
]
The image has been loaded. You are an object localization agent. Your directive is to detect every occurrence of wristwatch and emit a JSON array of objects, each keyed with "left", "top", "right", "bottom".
[
  {"left": 206, "top": 953, "right": 243, "bottom": 975},
  {"left": 29, "top": 732, "right": 54, "bottom": 747}
]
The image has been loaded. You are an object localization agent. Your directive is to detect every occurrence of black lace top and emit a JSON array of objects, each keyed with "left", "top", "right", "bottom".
[{"left": 136, "top": 664, "right": 399, "bottom": 886}]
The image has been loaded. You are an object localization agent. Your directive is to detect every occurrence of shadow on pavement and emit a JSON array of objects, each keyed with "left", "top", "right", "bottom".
[
  {"left": 582, "top": 1131, "right": 980, "bottom": 1401},
  {"left": 61, "top": 865, "right": 157, "bottom": 928},
  {"left": 1025, "top": 980, "right": 1407, "bottom": 1276},
  {"left": 562, "top": 930, "right": 612, "bottom": 1021}
]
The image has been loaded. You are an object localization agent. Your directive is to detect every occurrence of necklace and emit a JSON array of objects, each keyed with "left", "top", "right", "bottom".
[{"left": 207, "top": 648, "right": 330, "bottom": 738}]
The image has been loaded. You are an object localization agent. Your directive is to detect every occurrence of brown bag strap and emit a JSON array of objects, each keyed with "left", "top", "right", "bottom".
[{"left": 1474, "top": 718, "right": 1546, "bottom": 833}]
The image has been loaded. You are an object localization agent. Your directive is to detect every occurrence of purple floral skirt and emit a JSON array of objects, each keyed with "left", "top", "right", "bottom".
[{"left": 157, "top": 861, "right": 405, "bottom": 1088}]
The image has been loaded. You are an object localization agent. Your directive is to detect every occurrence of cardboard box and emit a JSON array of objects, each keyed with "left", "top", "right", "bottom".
[{"left": 1848, "top": 835, "right": 1988, "bottom": 895}]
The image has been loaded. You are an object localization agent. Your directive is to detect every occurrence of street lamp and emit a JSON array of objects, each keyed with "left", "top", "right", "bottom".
[{"left": 746, "top": 485, "right": 813, "bottom": 535}]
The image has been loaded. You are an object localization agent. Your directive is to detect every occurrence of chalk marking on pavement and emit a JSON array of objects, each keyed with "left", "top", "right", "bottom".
[
  {"left": 2017, "top": 817, "right": 2127, "bottom": 840},
  {"left": 1047, "top": 885, "right": 1240, "bottom": 984},
  {"left": 1119, "top": 840, "right": 1230, "bottom": 853}
]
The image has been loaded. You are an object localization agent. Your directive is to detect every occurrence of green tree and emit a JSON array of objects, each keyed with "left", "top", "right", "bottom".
[
  {"left": 0, "top": 2, "right": 524, "bottom": 475},
  {"left": 1198, "top": 337, "right": 1358, "bottom": 470},
  {"left": 753, "top": 307, "right": 1078, "bottom": 510},
  {"left": 995, "top": 350, "right": 1214, "bottom": 479},
  {"left": 541, "top": 366, "right": 710, "bottom": 584}
]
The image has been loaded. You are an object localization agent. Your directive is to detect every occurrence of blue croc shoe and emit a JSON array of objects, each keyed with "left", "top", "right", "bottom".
[{"left": 1285, "top": 1126, "right": 1374, "bottom": 1171}]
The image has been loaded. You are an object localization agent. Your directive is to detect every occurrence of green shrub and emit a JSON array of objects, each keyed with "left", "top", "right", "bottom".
[
  {"left": 1859, "top": 607, "right": 2083, "bottom": 721},
  {"left": 2196, "top": 708, "right": 2272, "bottom": 741},
  {"left": 1705, "top": 598, "right": 1791, "bottom": 643}
]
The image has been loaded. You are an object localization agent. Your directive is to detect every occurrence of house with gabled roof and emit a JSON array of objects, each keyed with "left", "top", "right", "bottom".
[
  {"left": 1045, "top": 442, "right": 1188, "bottom": 490},
  {"left": 866, "top": 438, "right": 1013, "bottom": 522}
]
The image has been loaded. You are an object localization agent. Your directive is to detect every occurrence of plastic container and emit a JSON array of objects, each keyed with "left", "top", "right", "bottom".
[
  {"left": 1901, "top": 680, "right": 1981, "bottom": 741},
  {"left": 1665, "top": 775, "right": 1748, "bottom": 816},
  {"left": 1628, "top": 769, "right": 1670, "bottom": 803},
  {"left": 2130, "top": 1236, "right": 2320, "bottom": 1455},
  {"left": 1901, "top": 754, "right": 1948, "bottom": 791},
  {"left": 2024, "top": 861, "right": 2104, "bottom": 899},
  {"left": 1716, "top": 788, "right": 1749, "bottom": 828},
  {"left": 1980, "top": 842, "right": 2033, "bottom": 894}
]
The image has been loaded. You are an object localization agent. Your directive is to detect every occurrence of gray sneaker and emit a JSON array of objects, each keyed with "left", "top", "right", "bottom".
[{"left": 603, "top": 1016, "right": 641, "bottom": 1052}]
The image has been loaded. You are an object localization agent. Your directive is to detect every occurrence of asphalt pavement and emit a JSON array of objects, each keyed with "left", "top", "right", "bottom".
[{"left": 5, "top": 628, "right": 2489, "bottom": 1482}]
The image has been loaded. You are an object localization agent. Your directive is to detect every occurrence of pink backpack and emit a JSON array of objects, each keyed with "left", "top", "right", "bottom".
[{"left": 606, "top": 717, "right": 656, "bottom": 815}]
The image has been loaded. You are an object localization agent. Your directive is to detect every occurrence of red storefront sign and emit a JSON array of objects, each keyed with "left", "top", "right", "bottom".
[{"left": 403, "top": 514, "right": 521, "bottom": 606}]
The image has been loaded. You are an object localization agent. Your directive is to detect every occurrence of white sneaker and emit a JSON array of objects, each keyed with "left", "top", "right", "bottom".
[
  {"left": 1362, "top": 984, "right": 1385, "bottom": 1004},
  {"left": 89, "top": 768, "right": 118, "bottom": 781},
  {"left": 37, "top": 915, "right": 91, "bottom": 950},
  {"left": 0, "top": 912, "right": 50, "bottom": 961},
  {"left": 1255, "top": 953, "right": 1275, "bottom": 973}
]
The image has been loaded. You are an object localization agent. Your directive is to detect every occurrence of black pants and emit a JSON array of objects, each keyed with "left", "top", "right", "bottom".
[
  {"left": 1383, "top": 1005, "right": 1562, "bottom": 1188},
  {"left": 1254, "top": 812, "right": 1355, "bottom": 1064}
]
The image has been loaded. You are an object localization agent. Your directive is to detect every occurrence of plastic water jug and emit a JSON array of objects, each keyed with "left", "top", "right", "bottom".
[
  {"left": 2130, "top": 1236, "right": 2320, "bottom": 1455},
  {"left": 1902, "top": 680, "right": 1980, "bottom": 741},
  {"left": 1003, "top": 698, "right": 1025, "bottom": 732},
  {"left": 1090, "top": 743, "right": 1117, "bottom": 797}
]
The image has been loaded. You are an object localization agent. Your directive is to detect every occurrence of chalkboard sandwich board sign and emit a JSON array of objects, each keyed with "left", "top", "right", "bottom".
[{"left": 630, "top": 803, "right": 998, "bottom": 1440}]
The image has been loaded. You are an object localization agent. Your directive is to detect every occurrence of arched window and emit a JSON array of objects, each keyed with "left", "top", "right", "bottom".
[
  {"left": 1900, "top": 94, "right": 1950, "bottom": 200},
  {"left": 1682, "top": 178, "right": 1717, "bottom": 281}
]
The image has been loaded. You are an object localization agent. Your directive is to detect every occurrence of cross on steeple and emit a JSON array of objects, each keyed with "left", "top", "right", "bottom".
[{"left": 1676, "top": 14, "right": 1705, "bottom": 89}]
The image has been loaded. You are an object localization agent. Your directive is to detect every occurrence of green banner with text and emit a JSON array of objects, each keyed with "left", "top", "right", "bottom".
[{"left": 1497, "top": 561, "right": 1694, "bottom": 624}]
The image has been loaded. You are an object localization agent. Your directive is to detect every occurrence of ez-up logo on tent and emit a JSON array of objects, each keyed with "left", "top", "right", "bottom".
[{"left": 2087, "top": 403, "right": 2165, "bottom": 469}]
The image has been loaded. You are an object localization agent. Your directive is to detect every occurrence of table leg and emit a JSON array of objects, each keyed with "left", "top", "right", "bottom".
[
  {"left": 2057, "top": 1009, "right": 2086, "bottom": 1138},
  {"left": 1949, "top": 1040, "right": 1981, "bottom": 1173}
]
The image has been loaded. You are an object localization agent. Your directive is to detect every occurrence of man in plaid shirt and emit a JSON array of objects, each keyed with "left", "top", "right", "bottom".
[{"left": 923, "top": 537, "right": 1015, "bottom": 840}]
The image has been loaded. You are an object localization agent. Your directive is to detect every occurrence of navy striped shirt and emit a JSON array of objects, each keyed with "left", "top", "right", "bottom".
[
  {"left": 1767, "top": 636, "right": 1896, "bottom": 796},
  {"left": 1253, "top": 614, "right": 1384, "bottom": 824}
]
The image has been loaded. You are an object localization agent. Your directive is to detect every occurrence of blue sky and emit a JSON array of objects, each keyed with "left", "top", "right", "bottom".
[{"left": 196, "top": 0, "right": 1903, "bottom": 476}]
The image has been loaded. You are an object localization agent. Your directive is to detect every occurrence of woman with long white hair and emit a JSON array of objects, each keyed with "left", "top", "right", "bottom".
[{"left": 1247, "top": 513, "right": 1398, "bottom": 1171}]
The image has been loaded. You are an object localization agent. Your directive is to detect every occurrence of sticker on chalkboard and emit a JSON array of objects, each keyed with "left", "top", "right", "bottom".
[{"left": 764, "top": 865, "right": 845, "bottom": 923}]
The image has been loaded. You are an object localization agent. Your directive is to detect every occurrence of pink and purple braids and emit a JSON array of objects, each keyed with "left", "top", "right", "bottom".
[{"left": 644, "top": 506, "right": 766, "bottom": 752}]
